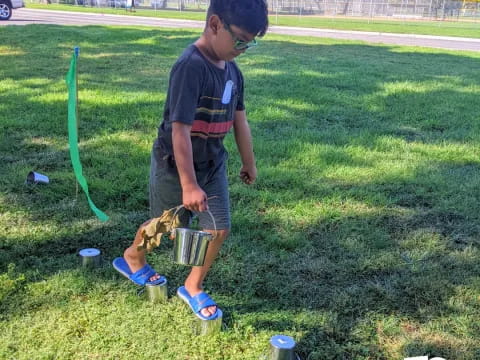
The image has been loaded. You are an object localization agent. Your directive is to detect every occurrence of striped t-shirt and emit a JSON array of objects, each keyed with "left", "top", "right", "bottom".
[{"left": 155, "top": 44, "right": 245, "bottom": 164}]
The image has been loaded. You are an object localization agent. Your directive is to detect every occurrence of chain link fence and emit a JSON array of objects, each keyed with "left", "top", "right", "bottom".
[
  {"left": 33, "top": 0, "right": 480, "bottom": 21},
  {"left": 270, "top": 0, "right": 480, "bottom": 20}
]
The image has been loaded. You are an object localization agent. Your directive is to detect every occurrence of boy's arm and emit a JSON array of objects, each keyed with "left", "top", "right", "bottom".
[
  {"left": 172, "top": 122, "right": 208, "bottom": 212},
  {"left": 233, "top": 110, "right": 257, "bottom": 185}
]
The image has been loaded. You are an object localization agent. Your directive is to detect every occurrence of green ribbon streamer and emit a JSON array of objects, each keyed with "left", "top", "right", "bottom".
[{"left": 66, "top": 53, "right": 109, "bottom": 222}]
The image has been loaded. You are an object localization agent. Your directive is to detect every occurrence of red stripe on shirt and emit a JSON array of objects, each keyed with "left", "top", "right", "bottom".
[{"left": 191, "top": 120, "right": 234, "bottom": 135}]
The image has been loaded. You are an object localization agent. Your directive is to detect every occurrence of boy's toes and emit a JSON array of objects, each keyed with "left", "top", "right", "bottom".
[
  {"left": 149, "top": 273, "right": 161, "bottom": 282},
  {"left": 200, "top": 305, "right": 217, "bottom": 318}
]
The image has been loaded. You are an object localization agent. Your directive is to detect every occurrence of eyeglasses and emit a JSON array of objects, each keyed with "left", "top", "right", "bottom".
[{"left": 223, "top": 22, "right": 257, "bottom": 51}]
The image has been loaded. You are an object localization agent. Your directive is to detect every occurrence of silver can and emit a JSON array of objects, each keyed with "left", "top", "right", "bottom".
[
  {"left": 192, "top": 309, "right": 223, "bottom": 335},
  {"left": 145, "top": 282, "right": 168, "bottom": 303},
  {"left": 79, "top": 248, "right": 101, "bottom": 268},
  {"left": 173, "top": 228, "right": 213, "bottom": 266},
  {"left": 269, "top": 335, "right": 298, "bottom": 360}
]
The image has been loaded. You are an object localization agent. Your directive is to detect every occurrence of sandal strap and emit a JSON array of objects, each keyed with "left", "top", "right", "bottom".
[
  {"left": 190, "top": 292, "right": 216, "bottom": 313},
  {"left": 129, "top": 264, "right": 156, "bottom": 285}
]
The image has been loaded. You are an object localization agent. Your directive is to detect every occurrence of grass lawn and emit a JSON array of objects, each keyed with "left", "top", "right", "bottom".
[
  {"left": 27, "top": 3, "right": 480, "bottom": 39},
  {"left": 1, "top": 24, "right": 480, "bottom": 360}
]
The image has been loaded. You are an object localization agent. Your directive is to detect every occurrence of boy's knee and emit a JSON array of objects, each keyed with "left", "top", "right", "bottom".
[
  {"left": 136, "top": 219, "right": 153, "bottom": 235},
  {"left": 141, "top": 219, "right": 153, "bottom": 228},
  {"left": 213, "top": 229, "right": 229, "bottom": 240}
]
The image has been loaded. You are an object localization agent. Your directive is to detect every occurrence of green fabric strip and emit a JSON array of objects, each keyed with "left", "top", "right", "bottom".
[{"left": 66, "top": 53, "right": 109, "bottom": 222}]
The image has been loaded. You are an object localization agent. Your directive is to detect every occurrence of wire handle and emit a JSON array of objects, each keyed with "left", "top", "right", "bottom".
[{"left": 170, "top": 204, "right": 217, "bottom": 239}]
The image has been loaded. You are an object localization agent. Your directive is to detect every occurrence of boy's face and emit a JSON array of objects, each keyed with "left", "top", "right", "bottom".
[{"left": 212, "top": 16, "right": 257, "bottom": 61}]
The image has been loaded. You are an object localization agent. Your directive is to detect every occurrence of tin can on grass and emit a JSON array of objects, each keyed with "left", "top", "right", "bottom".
[
  {"left": 79, "top": 248, "right": 101, "bottom": 268},
  {"left": 26, "top": 171, "right": 49, "bottom": 185},
  {"left": 145, "top": 282, "right": 168, "bottom": 303},
  {"left": 269, "top": 335, "right": 298, "bottom": 360},
  {"left": 192, "top": 309, "right": 223, "bottom": 335}
]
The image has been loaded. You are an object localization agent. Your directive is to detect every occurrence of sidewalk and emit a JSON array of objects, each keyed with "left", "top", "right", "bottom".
[{"left": 269, "top": 25, "right": 480, "bottom": 51}]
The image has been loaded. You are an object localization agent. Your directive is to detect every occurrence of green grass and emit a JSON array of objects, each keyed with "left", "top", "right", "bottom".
[
  {"left": 1, "top": 24, "right": 480, "bottom": 360},
  {"left": 27, "top": 2, "right": 480, "bottom": 39}
]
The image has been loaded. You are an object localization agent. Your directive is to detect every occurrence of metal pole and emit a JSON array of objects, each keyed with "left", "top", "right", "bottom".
[
  {"left": 428, "top": 0, "right": 433, "bottom": 19},
  {"left": 74, "top": 46, "right": 80, "bottom": 199},
  {"left": 74, "top": 46, "right": 79, "bottom": 141}
]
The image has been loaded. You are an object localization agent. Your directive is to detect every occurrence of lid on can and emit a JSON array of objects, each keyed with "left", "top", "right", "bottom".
[
  {"left": 270, "top": 335, "right": 296, "bottom": 349},
  {"left": 79, "top": 248, "right": 101, "bottom": 257}
]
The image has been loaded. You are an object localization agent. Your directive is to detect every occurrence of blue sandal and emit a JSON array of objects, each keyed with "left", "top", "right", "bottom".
[
  {"left": 112, "top": 257, "right": 166, "bottom": 286},
  {"left": 177, "top": 286, "right": 222, "bottom": 320}
]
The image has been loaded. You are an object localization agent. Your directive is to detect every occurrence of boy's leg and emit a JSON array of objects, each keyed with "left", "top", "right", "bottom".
[
  {"left": 184, "top": 158, "right": 231, "bottom": 317},
  {"left": 123, "top": 220, "right": 160, "bottom": 281},
  {"left": 184, "top": 229, "right": 229, "bottom": 316},
  {"left": 123, "top": 148, "right": 185, "bottom": 282}
]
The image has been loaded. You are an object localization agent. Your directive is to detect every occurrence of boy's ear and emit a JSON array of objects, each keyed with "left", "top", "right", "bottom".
[{"left": 208, "top": 14, "right": 221, "bottom": 35}]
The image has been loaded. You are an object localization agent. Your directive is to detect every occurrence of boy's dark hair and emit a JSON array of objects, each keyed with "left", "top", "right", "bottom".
[{"left": 207, "top": 0, "right": 269, "bottom": 37}]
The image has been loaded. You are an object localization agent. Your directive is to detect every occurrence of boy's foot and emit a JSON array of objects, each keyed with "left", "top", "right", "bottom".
[
  {"left": 112, "top": 257, "right": 166, "bottom": 286},
  {"left": 124, "top": 247, "right": 162, "bottom": 283},
  {"left": 177, "top": 286, "right": 221, "bottom": 320}
]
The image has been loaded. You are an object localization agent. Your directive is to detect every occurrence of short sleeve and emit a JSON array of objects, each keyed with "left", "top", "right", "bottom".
[
  {"left": 236, "top": 68, "right": 245, "bottom": 111},
  {"left": 168, "top": 59, "right": 204, "bottom": 125}
]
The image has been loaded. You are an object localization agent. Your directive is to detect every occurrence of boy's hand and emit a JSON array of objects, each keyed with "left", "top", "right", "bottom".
[
  {"left": 183, "top": 185, "right": 208, "bottom": 212},
  {"left": 239, "top": 165, "right": 257, "bottom": 185}
]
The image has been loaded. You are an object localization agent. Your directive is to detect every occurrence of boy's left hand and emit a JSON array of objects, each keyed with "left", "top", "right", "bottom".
[{"left": 239, "top": 165, "right": 257, "bottom": 185}]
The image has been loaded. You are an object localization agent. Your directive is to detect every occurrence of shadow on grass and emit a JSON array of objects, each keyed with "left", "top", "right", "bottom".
[
  {"left": 1, "top": 24, "right": 480, "bottom": 359},
  {"left": 401, "top": 339, "right": 480, "bottom": 359},
  {"left": 214, "top": 160, "right": 480, "bottom": 358}
]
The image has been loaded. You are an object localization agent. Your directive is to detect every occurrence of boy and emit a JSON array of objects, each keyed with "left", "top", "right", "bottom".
[{"left": 113, "top": 0, "right": 268, "bottom": 320}]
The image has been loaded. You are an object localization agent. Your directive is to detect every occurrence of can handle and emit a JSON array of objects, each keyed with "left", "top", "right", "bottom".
[{"left": 170, "top": 204, "right": 217, "bottom": 239}]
